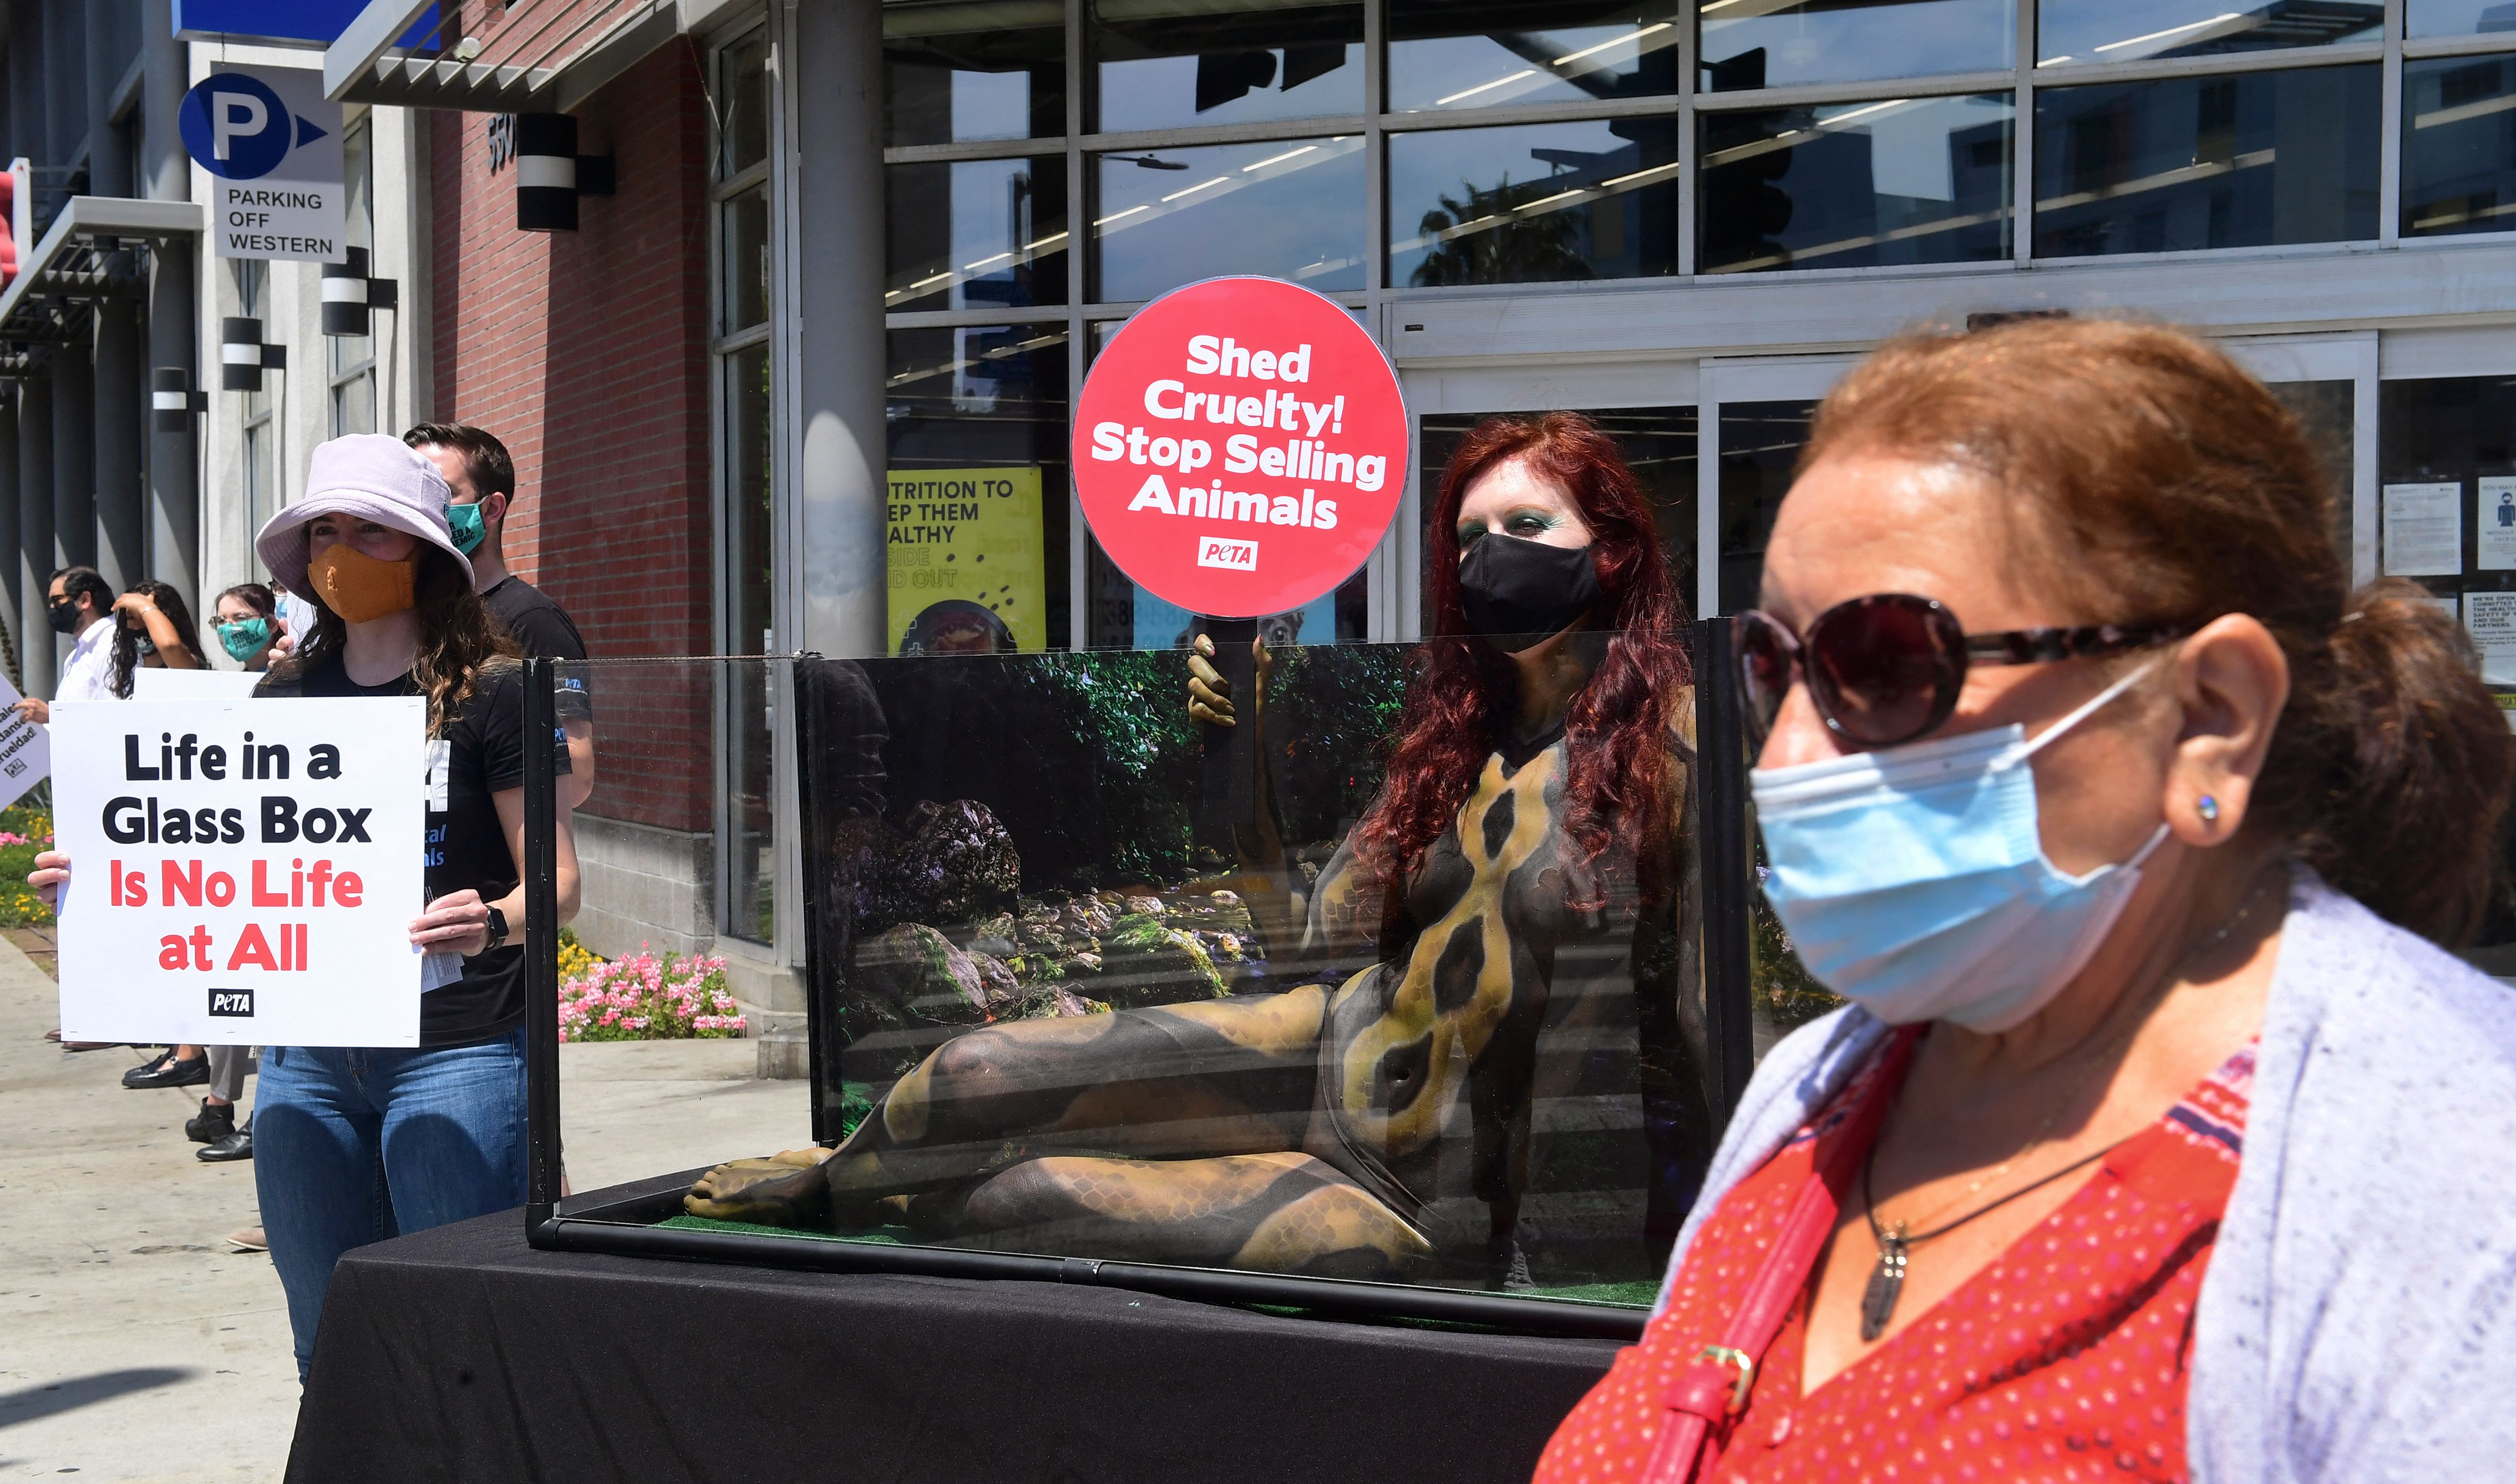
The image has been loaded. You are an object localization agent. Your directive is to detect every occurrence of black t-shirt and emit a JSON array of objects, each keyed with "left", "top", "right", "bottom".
[
  {"left": 255, "top": 654, "right": 568, "bottom": 1046},
  {"left": 482, "top": 576, "right": 591, "bottom": 721}
]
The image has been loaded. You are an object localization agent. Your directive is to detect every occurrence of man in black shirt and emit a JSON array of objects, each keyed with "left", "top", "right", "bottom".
[{"left": 405, "top": 423, "right": 595, "bottom": 808}]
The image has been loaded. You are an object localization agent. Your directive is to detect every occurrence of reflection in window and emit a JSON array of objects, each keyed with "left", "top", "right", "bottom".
[
  {"left": 1091, "top": 0, "right": 1363, "bottom": 133},
  {"left": 885, "top": 157, "right": 1070, "bottom": 313},
  {"left": 1422, "top": 408, "right": 1699, "bottom": 609},
  {"left": 2262, "top": 379, "right": 2355, "bottom": 561},
  {"left": 1387, "top": 118, "right": 1680, "bottom": 287},
  {"left": 2395, "top": 0, "right": 2516, "bottom": 38},
  {"left": 1091, "top": 136, "right": 1365, "bottom": 301},
  {"left": 1700, "top": 95, "right": 2012, "bottom": 274},
  {"left": 886, "top": 326, "right": 1072, "bottom": 653},
  {"left": 722, "top": 186, "right": 770, "bottom": 331},
  {"left": 1717, "top": 400, "right": 1816, "bottom": 614},
  {"left": 719, "top": 28, "right": 772, "bottom": 176},
  {"left": 1388, "top": 2, "right": 1681, "bottom": 114},
  {"left": 2037, "top": 0, "right": 2379, "bottom": 66},
  {"left": 1698, "top": 0, "right": 2012, "bottom": 93},
  {"left": 2403, "top": 56, "right": 2516, "bottom": 238},
  {"left": 883, "top": 0, "right": 1065, "bottom": 146},
  {"left": 2032, "top": 66, "right": 2379, "bottom": 257},
  {"left": 724, "top": 344, "right": 776, "bottom": 945},
  {"left": 1088, "top": 534, "right": 1366, "bottom": 648}
]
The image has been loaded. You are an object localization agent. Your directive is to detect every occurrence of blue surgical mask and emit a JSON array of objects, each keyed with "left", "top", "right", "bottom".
[
  {"left": 447, "top": 501, "right": 487, "bottom": 555},
  {"left": 1750, "top": 663, "right": 2170, "bottom": 1033}
]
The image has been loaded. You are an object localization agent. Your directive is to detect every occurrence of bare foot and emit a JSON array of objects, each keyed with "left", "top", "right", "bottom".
[{"left": 684, "top": 1148, "right": 837, "bottom": 1225}]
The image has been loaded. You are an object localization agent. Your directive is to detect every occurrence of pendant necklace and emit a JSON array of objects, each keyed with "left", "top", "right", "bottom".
[{"left": 1856, "top": 868, "right": 2282, "bottom": 1344}]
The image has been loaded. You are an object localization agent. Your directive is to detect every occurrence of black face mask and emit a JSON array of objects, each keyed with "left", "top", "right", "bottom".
[
  {"left": 1457, "top": 534, "right": 1602, "bottom": 653},
  {"left": 44, "top": 598, "right": 80, "bottom": 635}
]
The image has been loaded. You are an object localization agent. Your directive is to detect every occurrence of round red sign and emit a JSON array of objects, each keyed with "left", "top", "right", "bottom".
[{"left": 1072, "top": 276, "right": 1408, "bottom": 619}]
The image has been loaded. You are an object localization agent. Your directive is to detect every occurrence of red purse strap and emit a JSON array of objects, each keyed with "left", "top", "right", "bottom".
[{"left": 1637, "top": 1028, "right": 1919, "bottom": 1484}]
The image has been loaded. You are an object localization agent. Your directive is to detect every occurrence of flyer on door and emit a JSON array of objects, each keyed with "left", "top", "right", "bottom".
[{"left": 50, "top": 697, "right": 428, "bottom": 1047}]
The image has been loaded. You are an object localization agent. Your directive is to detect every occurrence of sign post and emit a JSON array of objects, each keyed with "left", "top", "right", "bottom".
[
  {"left": 179, "top": 65, "right": 347, "bottom": 264},
  {"left": 1071, "top": 276, "right": 1409, "bottom": 826},
  {"left": 51, "top": 697, "right": 427, "bottom": 1046}
]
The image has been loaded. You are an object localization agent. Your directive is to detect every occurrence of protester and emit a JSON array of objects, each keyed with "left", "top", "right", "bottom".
[
  {"left": 1536, "top": 319, "right": 2516, "bottom": 1481},
  {"left": 107, "top": 579, "right": 205, "bottom": 692},
  {"left": 13, "top": 566, "right": 118, "bottom": 726},
  {"left": 211, "top": 582, "right": 283, "bottom": 670},
  {"left": 403, "top": 422, "right": 595, "bottom": 808},
  {"left": 30, "top": 434, "right": 582, "bottom": 1379}
]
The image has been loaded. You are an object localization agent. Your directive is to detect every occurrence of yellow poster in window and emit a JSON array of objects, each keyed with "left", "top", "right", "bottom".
[{"left": 886, "top": 467, "right": 1047, "bottom": 654}]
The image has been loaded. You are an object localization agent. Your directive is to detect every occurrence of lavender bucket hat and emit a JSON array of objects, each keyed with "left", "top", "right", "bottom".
[{"left": 253, "top": 434, "right": 474, "bottom": 597}]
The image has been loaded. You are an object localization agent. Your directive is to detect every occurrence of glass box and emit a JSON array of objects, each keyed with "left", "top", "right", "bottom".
[{"left": 518, "top": 633, "right": 1759, "bottom": 1337}]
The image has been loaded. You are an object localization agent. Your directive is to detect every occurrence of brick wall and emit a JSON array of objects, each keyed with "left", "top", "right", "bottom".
[{"left": 431, "top": 40, "right": 715, "bottom": 833}]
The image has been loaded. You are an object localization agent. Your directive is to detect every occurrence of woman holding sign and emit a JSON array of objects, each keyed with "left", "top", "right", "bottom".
[
  {"left": 687, "top": 412, "right": 1709, "bottom": 1284},
  {"left": 33, "top": 435, "right": 581, "bottom": 1380}
]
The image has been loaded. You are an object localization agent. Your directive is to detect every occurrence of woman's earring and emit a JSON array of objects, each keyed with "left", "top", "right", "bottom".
[{"left": 2197, "top": 795, "right": 2220, "bottom": 825}]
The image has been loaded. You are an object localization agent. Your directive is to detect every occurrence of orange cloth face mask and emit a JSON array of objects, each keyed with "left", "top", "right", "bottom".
[{"left": 306, "top": 543, "right": 416, "bottom": 623}]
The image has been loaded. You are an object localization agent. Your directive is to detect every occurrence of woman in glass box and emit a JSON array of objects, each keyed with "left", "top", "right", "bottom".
[
  {"left": 689, "top": 413, "right": 1711, "bottom": 1286},
  {"left": 37, "top": 435, "right": 581, "bottom": 1378},
  {"left": 1538, "top": 320, "right": 2516, "bottom": 1482}
]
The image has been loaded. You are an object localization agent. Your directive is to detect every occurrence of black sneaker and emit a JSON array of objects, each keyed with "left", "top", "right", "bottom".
[
  {"left": 198, "top": 1125, "right": 252, "bottom": 1163},
  {"left": 124, "top": 1053, "right": 210, "bottom": 1090},
  {"left": 185, "top": 1098, "right": 237, "bottom": 1144}
]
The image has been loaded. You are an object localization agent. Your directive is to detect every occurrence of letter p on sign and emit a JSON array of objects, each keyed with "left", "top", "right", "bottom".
[
  {"left": 1198, "top": 537, "right": 1259, "bottom": 572},
  {"left": 213, "top": 91, "right": 267, "bottom": 161}
]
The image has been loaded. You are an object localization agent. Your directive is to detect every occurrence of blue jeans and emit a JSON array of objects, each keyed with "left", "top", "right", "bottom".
[{"left": 254, "top": 1030, "right": 529, "bottom": 1378}]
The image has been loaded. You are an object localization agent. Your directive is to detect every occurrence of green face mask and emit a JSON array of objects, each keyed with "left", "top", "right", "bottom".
[
  {"left": 217, "top": 617, "right": 273, "bottom": 662},
  {"left": 447, "top": 500, "right": 487, "bottom": 555}
]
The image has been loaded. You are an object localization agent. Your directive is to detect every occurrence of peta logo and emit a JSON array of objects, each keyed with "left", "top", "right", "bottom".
[
  {"left": 1197, "top": 537, "right": 1259, "bottom": 572},
  {"left": 208, "top": 988, "right": 256, "bottom": 1018}
]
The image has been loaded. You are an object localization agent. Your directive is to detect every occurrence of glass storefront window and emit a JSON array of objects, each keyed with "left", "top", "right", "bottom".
[
  {"left": 2379, "top": 374, "right": 2516, "bottom": 970},
  {"left": 2032, "top": 66, "right": 2380, "bottom": 257},
  {"left": 1387, "top": 2, "right": 1682, "bottom": 114},
  {"left": 724, "top": 344, "right": 777, "bottom": 945},
  {"left": 2404, "top": 0, "right": 2516, "bottom": 39},
  {"left": 884, "top": 0, "right": 1066, "bottom": 146},
  {"left": 722, "top": 186, "right": 770, "bottom": 331},
  {"left": 1090, "top": 0, "right": 1364, "bottom": 133},
  {"left": 885, "top": 157, "right": 1070, "bottom": 313},
  {"left": 1699, "top": 94, "right": 2013, "bottom": 274},
  {"left": 2037, "top": 0, "right": 2379, "bottom": 67},
  {"left": 1387, "top": 118, "right": 1681, "bottom": 287},
  {"left": 2402, "top": 55, "right": 2516, "bottom": 239},
  {"left": 1091, "top": 136, "right": 1365, "bottom": 301},
  {"left": 1422, "top": 407, "right": 1699, "bottom": 604},
  {"left": 886, "top": 325, "right": 1073, "bottom": 654},
  {"left": 1716, "top": 400, "right": 1817, "bottom": 613},
  {"left": 1699, "top": 0, "right": 2013, "bottom": 93}
]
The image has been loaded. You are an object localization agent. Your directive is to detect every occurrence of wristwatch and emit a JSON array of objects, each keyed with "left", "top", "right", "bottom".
[{"left": 482, "top": 905, "right": 511, "bottom": 952}]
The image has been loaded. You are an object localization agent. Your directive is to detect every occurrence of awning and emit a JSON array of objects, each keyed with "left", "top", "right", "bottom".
[
  {"left": 0, "top": 195, "right": 205, "bottom": 378},
  {"left": 322, "top": 0, "right": 728, "bottom": 113}
]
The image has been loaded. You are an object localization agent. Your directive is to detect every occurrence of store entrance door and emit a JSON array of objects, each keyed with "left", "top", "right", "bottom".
[{"left": 1696, "top": 353, "right": 1860, "bottom": 621}]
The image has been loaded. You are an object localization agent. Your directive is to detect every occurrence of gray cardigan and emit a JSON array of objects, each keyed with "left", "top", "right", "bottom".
[{"left": 1652, "top": 868, "right": 2516, "bottom": 1481}]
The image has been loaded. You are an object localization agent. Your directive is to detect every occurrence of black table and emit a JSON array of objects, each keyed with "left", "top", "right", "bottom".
[{"left": 289, "top": 1209, "right": 1625, "bottom": 1484}]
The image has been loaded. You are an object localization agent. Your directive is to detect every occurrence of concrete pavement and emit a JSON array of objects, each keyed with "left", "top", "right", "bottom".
[{"left": 1, "top": 935, "right": 809, "bottom": 1481}]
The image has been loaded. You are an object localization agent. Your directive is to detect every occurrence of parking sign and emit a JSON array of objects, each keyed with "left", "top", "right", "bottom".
[{"left": 179, "top": 64, "right": 346, "bottom": 263}]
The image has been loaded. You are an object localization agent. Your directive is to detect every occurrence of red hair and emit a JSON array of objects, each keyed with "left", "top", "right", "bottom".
[{"left": 1352, "top": 413, "right": 1691, "bottom": 904}]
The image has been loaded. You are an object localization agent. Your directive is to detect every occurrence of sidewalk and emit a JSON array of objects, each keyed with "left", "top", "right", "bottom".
[{"left": 1, "top": 932, "right": 812, "bottom": 1481}]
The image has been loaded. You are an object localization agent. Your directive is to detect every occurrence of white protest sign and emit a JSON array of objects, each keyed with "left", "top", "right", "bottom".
[
  {"left": 134, "top": 667, "right": 265, "bottom": 699},
  {"left": 0, "top": 670, "right": 47, "bottom": 811},
  {"left": 179, "top": 64, "right": 347, "bottom": 263},
  {"left": 52, "top": 697, "right": 427, "bottom": 1046}
]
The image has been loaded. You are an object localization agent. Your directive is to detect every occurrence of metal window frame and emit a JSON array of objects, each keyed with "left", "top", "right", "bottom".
[{"left": 873, "top": 0, "right": 2516, "bottom": 648}]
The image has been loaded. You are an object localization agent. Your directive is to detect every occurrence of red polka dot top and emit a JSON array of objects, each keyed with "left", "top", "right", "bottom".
[{"left": 1536, "top": 1038, "right": 2255, "bottom": 1484}]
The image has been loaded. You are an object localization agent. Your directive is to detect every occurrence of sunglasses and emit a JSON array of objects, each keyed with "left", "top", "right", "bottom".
[{"left": 1735, "top": 593, "right": 2185, "bottom": 749}]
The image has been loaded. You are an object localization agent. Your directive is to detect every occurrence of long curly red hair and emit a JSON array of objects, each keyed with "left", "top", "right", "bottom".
[{"left": 1351, "top": 413, "right": 1691, "bottom": 903}]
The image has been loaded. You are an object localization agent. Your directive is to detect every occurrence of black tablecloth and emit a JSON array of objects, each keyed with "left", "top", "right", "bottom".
[{"left": 288, "top": 1209, "right": 1625, "bottom": 1483}]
